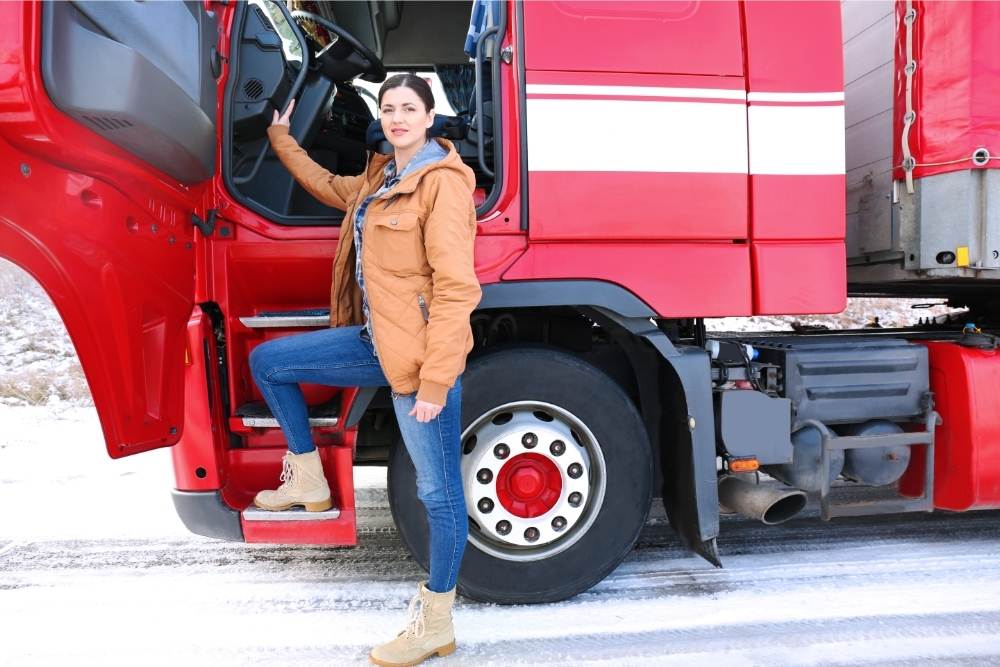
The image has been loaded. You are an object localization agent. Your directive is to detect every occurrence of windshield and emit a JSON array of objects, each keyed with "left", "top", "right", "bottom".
[
  {"left": 353, "top": 72, "right": 456, "bottom": 117},
  {"left": 248, "top": 0, "right": 303, "bottom": 64}
]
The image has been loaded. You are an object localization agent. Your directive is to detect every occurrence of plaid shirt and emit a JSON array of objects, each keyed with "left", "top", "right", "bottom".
[{"left": 353, "top": 139, "right": 448, "bottom": 358}]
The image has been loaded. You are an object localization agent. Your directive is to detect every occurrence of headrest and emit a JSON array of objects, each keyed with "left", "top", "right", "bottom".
[{"left": 365, "top": 114, "right": 469, "bottom": 154}]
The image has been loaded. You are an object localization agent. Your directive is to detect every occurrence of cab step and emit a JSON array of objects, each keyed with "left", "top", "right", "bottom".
[
  {"left": 235, "top": 399, "right": 340, "bottom": 428},
  {"left": 243, "top": 505, "right": 341, "bottom": 521},
  {"left": 239, "top": 308, "right": 330, "bottom": 329},
  {"left": 239, "top": 445, "right": 357, "bottom": 545}
]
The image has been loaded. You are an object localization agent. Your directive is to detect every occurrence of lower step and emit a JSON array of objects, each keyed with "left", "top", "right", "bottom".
[
  {"left": 243, "top": 506, "right": 342, "bottom": 521},
  {"left": 241, "top": 507, "right": 357, "bottom": 545}
]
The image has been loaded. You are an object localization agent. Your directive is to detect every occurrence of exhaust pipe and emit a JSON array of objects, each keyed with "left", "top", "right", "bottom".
[{"left": 718, "top": 474, "right": 807, "bottom": 525}]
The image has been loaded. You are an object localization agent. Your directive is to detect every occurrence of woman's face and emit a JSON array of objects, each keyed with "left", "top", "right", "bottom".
[{"left": 379, "top": 85, "right": 434, "bottom": 153}]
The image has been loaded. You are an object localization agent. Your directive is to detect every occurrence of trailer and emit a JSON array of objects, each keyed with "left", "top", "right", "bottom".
[{"left": 1, "top": 0, "right": 998, "bottom": 604}]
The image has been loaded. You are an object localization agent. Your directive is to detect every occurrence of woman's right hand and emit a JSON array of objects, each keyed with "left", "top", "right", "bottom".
[{"left": 271, "top": 99, "right": 295, "bottom": 127}]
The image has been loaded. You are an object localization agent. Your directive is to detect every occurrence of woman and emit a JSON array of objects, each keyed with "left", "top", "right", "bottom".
[{"left": 249, "top": 74, "right": 481, "bottom": 666}]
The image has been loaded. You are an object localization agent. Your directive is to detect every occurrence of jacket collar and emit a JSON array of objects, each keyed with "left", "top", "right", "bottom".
[
  {"left": 363, "top": 137, "right": 461, "bottom": 198},
  {"left": 386, "top": 138, "right": 448, "bottom": 184}
]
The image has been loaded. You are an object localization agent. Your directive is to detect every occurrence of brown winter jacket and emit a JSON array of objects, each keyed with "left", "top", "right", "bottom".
[{"left": 266, "top": 125, "right": 482, "bottom": 407}]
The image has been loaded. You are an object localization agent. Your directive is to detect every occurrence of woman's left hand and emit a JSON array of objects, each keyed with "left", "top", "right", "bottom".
[{"left": 409, "top": 399, "right": 443, "bottom": 423}]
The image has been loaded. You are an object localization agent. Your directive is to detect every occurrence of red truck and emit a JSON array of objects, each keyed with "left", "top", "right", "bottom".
[{"left": 2, "top": 0, "right": 998, "bottom": 604}]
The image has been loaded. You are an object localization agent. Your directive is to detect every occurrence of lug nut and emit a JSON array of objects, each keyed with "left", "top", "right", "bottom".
[
  {"left": 550, "top": 439, "right": 565, "bottom": 456},
  {"left": 568, "top": 491, "right": 583, "bottom": 507},
  {"left": 567, "top": 463, "right": 583, "bottom": 479},
  {"left": 496, "top": 520, "right": 511, "bottom": 536},
  {"left": 477, "top": 468, "right": 493, "bottom": 484},
  {"left": 551, "top": 516, "right": 567, "bottom": 531},
  {"left": 524, "top": 527, "right": 540, "bottom": 542},
  {"left": 522, "top": 432, "right": 537, "bottom": 448},
  {"left": 477, "top": 498, "right": 494, "bottom": 513},
  {"left": 494, "top": 443, "right": 510, "bottom": 459}
]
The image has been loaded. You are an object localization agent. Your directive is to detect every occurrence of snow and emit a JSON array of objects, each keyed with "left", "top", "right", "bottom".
[{"left": 2, "top": 406, "right": 1000, "bottom": 666}]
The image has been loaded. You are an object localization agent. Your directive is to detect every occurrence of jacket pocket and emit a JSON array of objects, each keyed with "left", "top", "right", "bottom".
[{"left": 367, "top": 211, "right": 424, "bottom": 274}]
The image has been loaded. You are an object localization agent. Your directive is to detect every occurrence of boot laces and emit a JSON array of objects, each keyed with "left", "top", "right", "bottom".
[
  {"left": 277, "top": 456, "right": 296, "bottom": 490},
  {"left": 402, "top": 592, "right": 427, "bottom": 639}
]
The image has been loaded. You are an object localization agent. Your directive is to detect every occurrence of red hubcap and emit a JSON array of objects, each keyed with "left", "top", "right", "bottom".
[{"left": 496, "top": 453, "right": 563, "bottom": 518}]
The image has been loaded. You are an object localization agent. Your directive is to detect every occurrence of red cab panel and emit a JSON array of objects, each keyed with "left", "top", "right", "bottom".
[
  {"left": 522, "top": 1, "right": 744, "bottom": 76},
  {"left": 502, "top": 242, "right": 752, "bottom": 318}
]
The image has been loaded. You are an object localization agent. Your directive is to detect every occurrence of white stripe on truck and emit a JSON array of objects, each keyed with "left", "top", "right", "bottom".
[{"left": 526, "top": 84, "right": 845, "bottom": 176}]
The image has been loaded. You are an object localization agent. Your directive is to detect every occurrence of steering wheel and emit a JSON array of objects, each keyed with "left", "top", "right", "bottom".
[{"left": 291, "top": 10, "right": 387, "bottom": 83}]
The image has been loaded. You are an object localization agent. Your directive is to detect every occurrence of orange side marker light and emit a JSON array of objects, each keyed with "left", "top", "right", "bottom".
[{"left": 729, "top": 457, "right": 759, "bottom": 473}]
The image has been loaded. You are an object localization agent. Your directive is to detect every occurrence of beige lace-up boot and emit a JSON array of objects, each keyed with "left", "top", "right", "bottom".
[
  {"left": 253, "top": 449, "right": 333, "bottom": 511},
  {"left": 369, "top": 582, "right": 457, "bottom": 666}
]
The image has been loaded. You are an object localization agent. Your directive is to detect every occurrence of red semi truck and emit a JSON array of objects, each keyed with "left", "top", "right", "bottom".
[{"left": 2, "top": 0, "right": 999, "bottom": 604}]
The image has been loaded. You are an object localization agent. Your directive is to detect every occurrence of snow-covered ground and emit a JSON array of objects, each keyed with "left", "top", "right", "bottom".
[{"left": 2, "top": 406, "right": 1000, "bottom": 666}]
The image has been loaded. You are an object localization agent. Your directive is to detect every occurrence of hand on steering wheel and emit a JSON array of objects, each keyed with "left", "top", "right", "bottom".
[{"left": 272, "top": 98, "right": 295, "bottom": 128}]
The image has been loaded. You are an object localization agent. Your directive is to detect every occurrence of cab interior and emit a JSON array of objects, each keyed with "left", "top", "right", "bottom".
[{"left": 224, "top": 0, "right": 503, "bottom": 226}]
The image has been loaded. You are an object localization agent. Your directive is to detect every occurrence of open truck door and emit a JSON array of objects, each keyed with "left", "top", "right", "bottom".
[{"left": 0, "top": 1, "right": 220, "bottom": 457}]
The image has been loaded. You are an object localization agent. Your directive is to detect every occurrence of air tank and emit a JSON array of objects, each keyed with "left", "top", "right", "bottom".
[
  {"left": 764, "top": 424, "right": 843, "bottom": 493},
  {"left": 837, "top": 420, "right": 911, "bottom": 487}
]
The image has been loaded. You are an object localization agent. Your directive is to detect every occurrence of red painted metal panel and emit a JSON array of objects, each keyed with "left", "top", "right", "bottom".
[
  {"left": 741, "top": 2, "right": 846, "bottom": 315},
  {"left": 501, "top": 242, "right": 752, "bottom": 317},
  {"left": 241, "top": 508, "right": 357, "bottom": 546},
  {"left": 899, "top": 342, "right": 1000, "bottom": 511},
  {"left": 526, "top": 70, "right": 747, "bottom": 93},
  {"left": 474, "top": 235, "right": 528, "bottom": 284},
  {"left": 742, "top": 1, "right": 845, "bottom": 93},
  {"left": 892, "top": 1, "right": 1000, "bottom": 181},
  {"left": 522, "top": 1, "right": 744, "bottom": 76},
  {"left": 751, "top": 175, "right": 846, "bottom": 240},
  {"left": 171, "top": 307, "right": 229, "bottom": 490},
  {"left": 529, "top": 172, "right": 748, "bottom": 241},
  {"left": 751, "top": 242, "right": 846, "bottom": 315}
]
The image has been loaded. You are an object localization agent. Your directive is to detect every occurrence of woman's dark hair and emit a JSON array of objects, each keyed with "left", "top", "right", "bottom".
[
  {"left": 377, "top": 74, "right": 435, "bottom": 141},
  {"left": 377, "top": 73, "right": 436, "bottom": 113}
]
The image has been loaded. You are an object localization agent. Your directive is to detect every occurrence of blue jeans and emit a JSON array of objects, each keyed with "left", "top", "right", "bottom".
[{"left": 248, "top": 325, "right": 468, "bottom": 592}]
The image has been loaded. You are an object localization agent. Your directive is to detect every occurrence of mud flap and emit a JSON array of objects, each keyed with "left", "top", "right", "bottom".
[
  {"left": 656, "top": 348, "right": 723, "bottom": 567},
  {"left": 591, "top": 308, "right": 722, "bottom": 568}
]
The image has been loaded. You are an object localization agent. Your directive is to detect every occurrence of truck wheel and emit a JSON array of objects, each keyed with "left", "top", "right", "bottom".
[{"left": 387, "top": 347, "right": 653, "bottom": 604}]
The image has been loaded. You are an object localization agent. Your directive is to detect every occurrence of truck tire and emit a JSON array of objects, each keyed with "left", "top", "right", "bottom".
[{"left": 387, "top": 346, "right": 654, "bottom": 604}]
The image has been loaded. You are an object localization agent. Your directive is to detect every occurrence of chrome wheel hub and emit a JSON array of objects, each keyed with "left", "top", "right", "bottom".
[{"left": 461, "top": 400, "right": 606, "bottom": 562}]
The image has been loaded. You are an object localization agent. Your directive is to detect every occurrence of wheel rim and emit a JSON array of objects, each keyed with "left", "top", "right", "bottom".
[{"left": 461, "top": 400, "right": 607, "bottom": 562}]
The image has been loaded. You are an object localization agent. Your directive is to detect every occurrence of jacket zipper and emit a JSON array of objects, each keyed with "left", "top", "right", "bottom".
[
  {"left": 417, "top": 294, "right": 430, "bottom": 322},
  {"left": 361, "top": 155, "right": 397, "bottom": 359}
]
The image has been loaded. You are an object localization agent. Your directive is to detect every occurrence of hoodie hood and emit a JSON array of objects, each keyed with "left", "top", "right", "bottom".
[{"left": 366, "top": 137, "right": 476, "bottom": 196}]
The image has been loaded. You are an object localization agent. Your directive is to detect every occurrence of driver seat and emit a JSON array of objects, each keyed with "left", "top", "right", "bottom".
[{"left": 365, "top": 115, "right": 468, "bottom": 155}]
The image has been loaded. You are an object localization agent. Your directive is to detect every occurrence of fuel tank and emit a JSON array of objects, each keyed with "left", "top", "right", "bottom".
[{"left": 899, "top": 341, "right": 1000, "bottom": 510}]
